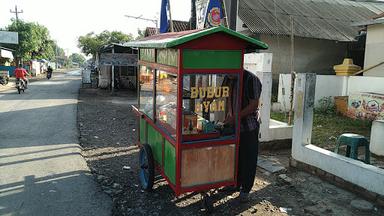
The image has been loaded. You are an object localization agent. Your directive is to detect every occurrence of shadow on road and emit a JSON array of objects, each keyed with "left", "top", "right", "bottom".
[{"left": 0, "top": 170, "right": 109, "bottom": 216}]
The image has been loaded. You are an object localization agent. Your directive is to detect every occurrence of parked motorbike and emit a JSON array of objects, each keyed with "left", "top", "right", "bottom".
[
  {"left": 15, "top": 78, "right": 26, "bottom": 94},
  {"left": 0, "top": 76, "right": 6, "bottom": 85}
]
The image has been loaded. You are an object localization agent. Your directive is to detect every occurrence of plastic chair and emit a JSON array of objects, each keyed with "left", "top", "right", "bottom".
[{"left": 334, "top": 133, "right": 370, "bottom": 164}]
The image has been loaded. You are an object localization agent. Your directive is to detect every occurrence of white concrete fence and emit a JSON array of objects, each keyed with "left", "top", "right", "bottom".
[
  {"left": 276, "top": 74, "right": 384, "bottom": 112},
  {"left": 244, "top": 53, "right": 292, "bottom": 142},
  {"left": 292, "top": 73, "right": 384, "bottom": 196}
]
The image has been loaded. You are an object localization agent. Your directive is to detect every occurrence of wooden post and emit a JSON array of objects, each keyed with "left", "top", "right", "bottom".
[
  {"left": 168, "top": 0, "right": 174, "bottom": 32},
  {"left": 288, "top": 15, "right": 295, "bottom": 125},
  {"left": 111, "top": 47, "right": 115, "bottom": 93}
]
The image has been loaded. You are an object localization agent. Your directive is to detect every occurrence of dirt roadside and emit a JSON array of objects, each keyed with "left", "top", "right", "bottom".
[{"left": 77, "top": 88, "right": 383, "bottom": 216}]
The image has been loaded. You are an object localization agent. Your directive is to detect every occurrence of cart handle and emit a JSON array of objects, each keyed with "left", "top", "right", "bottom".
[{"left": 131, "top": 105, "right": 144, "bottom": 118}]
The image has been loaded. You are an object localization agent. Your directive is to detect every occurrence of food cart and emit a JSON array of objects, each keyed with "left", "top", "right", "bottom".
[{"left": 127, "top": 26, "right": 268, "bottom": 197}]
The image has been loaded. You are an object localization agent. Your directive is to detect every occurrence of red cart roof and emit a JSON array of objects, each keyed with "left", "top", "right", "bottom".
[{"left": 124, "top": 26, "right": 268, "bottom": 50}]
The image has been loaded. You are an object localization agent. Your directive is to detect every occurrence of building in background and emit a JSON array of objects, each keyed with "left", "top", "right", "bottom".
[
  {"left": 144, "top": 20, "right": 190, "bottom": 37},
  {"left": 95, "top": 43, "right": 138, "bottom": 90},
  {"left": 235, "top": 0, "right": 384, "bottom": 82},
  {"left": 355, "top": 12, "right": 384, "bottom": 77}
]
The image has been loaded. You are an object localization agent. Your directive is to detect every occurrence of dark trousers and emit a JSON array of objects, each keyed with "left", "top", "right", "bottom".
[{"left": 238, "top": 127, "right": 259, "bottom": 193}]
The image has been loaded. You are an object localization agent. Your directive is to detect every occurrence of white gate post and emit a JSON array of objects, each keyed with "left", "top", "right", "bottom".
[{"left": 292, "top": 73, "right": 316, "bottom": 158}]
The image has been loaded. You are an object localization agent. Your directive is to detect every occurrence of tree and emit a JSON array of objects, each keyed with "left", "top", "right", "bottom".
[
  {"left": 69, "top": 53, "right": 86, "bottom": 66},
  {"left": 77, "top": 31, "right": 133, "bottom": 58},
  {"left": 136, "top": 28, "right": 145, "bottom": 40},
  {"left": 5, "top": 19, "right": 58, "bottom": 62}
]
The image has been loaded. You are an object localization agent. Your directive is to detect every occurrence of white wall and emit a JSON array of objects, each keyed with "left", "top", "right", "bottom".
[
  {"left": 98, "top": 65, "right": 111, "bottom": 89},
  {"left": 277, "top": 74, "right": 384, "bottom": 111},
  {"left": 364, "top": 24, "right": 384, "bottom": 77},
  {"left": 244, "top": 53, "right": 292, "bottom": 142},
  {"left": 259, "top": 35, "right": 348, "bottom": 80},
  {"left": 30, "top": 60, "right": 45, "bottom": 76},
  {"left": 348, "top": 76, "right": 384, "bottom": 95},
  {"left": 292, "top": 73, "right": 384, "bottom": 196}
]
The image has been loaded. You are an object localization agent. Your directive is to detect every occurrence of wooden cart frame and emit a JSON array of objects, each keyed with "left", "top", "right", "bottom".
[{"left": 127, "top": 26, "right": 268, "bottom": 196}]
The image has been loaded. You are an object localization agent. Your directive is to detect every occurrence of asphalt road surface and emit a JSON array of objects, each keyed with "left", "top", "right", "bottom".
[{"left": 0, "top": 71, "right": 111, "bottom": 216}]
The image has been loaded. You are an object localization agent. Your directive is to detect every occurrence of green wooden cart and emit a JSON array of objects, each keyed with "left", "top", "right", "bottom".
[{"left": 126, "top": 26, "right": 267, "bottom": 198}]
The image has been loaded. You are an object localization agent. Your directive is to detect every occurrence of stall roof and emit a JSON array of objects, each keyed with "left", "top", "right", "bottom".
[{"left": 124, "top": 26, "right": 268, "bottom": 49}]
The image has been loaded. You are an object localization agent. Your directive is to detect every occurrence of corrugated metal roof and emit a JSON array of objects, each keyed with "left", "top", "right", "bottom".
[
  {"left": 144, "top": 20, "right": 190, "bottom": 37},
  {"left": 238, "top": 0, "right": 384, "bottom": 41}
]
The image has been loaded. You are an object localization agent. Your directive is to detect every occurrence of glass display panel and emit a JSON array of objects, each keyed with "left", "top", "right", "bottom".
[
  {"left": 182, "top": 74, "right": 239, "bottom": 142},
  {"left": 156, "top": 70, "right": 178, "bottom": 138},
  {"left": 139, "top": 65, "right": 155, "bottom": 118}
]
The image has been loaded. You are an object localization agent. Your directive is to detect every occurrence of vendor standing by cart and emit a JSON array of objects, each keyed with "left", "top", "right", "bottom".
[{"left": 224, "top": 69, "right": 262, "bottom": 202}]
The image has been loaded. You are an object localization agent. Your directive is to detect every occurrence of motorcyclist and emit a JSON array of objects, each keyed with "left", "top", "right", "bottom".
[
  {"left": 47, "top": 66, "right": 53, "bottom": 79},
  {"left": 15, "top": 64, "right": 31, "bottom": 88}
]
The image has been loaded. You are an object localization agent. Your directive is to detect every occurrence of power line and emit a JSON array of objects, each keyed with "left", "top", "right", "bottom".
[
  {"left": 124, "top": 15, "right": 159, "bottom": 34},
  {"left": 10, "top": 5, "right": 23, "bottom": 22}
]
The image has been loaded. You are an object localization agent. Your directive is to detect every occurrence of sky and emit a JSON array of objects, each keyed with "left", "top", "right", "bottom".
[{"left": 0, "top": 0, "right": 191, "bottom": 55}]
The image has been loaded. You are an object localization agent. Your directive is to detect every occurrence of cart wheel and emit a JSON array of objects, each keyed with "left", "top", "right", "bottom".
[{"left": 139, "top": 144, "right": 154, "bottom": 191}]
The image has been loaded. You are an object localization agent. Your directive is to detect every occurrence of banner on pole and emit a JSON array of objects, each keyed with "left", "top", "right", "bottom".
[
  {"left": 196, "top": 0, "right": 225, "bottom": 29},
  {"left": 160, "top": 0, "right": 169, "bottom": 33},
  {"left": 196, "top": 0, "right": 209, "bottom": 29},
  {"left": 205, "top": 0, "right": 224, "bottom": 27}
]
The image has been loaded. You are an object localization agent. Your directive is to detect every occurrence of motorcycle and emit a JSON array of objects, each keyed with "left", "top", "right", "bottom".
[
  {"left": 15, "top": 78, "right": 26, "bottom": 94},
  {"left": 47, "top": 72, "right": 52, "bottom": 79},
  {"left": 0, "top": 77, "right": 6, "bottom": 85},
  {"left": 0, "top": 75, "right": 9, "bottom": 85}
]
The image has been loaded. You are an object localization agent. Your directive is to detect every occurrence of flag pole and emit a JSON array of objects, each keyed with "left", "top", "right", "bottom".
[
  {"left": 168, "top": 0, "right": 174, "bottom": 32},
  {"left": 221, "top": 0, "right": 229, "bottom": 28}
]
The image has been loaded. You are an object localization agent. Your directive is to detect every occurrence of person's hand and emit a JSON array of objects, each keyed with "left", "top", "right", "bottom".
[{"left": 223, "top": 115, "right": 235, "bottom": 125}]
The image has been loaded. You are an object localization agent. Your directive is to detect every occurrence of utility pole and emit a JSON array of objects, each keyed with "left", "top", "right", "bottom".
[
  {"left": 10, "top": 5, "right": 23, "bottom": 65},
  {"left": 10, "top": 5, "right": 23, "bottom": 23},
  {"left": 190, "top": 0, "right": 196, "bottom": 29}
]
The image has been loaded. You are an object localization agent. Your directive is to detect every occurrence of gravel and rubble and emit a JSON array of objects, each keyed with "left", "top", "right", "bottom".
[{"left": 77, "top": 88, "right": 384, "bottom": 216}]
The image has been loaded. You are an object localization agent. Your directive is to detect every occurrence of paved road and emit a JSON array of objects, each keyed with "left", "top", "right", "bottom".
[{"left": 0, "top": 71, "right": 111, "bottom": 216}]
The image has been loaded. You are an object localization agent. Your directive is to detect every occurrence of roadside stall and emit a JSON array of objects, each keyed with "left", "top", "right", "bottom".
[{"left": 126, "top": 26, "right": 268, "bottom": 198}]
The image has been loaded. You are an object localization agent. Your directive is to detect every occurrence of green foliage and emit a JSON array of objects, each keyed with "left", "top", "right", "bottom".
[
  {"left": 69, "top": 53, "right": 86, "bottom": 66},
  {"left": 136, "top": 28, "right": 145, "bottom": 40},
  {"left": 270, "top": 111, "right": 288, "bottom": 123},
  {"left": 77, "top": 30, "right": 133, "bottom": 57},
  {"left": 315, "top": 96, "right": 336, "bottom": 114},
  {"left": 5, "top": 19, "right": 58, "bottom": 62}
]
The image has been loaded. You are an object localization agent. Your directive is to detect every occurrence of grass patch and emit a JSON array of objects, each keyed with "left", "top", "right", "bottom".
[
  {"left": 270, "top": 111, "right": 288, "bottom": 123},
  {"left": 311, "top": 112, "right": 372, "bottom": 150},
  {"left": 270, "top": 111, "right": 372, "bottom": 150}
]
